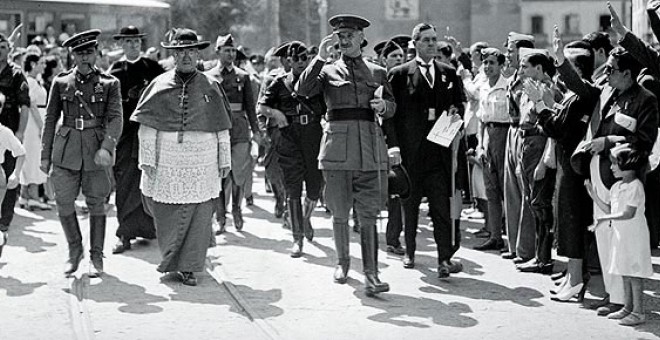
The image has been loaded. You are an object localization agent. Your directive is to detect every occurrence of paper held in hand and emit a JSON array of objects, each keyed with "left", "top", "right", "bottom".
[{"left": 427, "top": 110, "right": 463, "bottom": 147}]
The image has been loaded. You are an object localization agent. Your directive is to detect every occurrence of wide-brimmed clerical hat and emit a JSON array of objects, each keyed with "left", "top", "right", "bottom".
[
  {"left": 113, "top": 25, "right": 147, "bottom": 40},
  {"left": 161, "top": 28, "right": 210, "bottom": 50}
]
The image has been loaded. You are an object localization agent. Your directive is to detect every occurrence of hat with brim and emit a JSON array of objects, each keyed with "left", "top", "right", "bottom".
[
  {"left": 391, "top": 35, "right": 412, "bottom": 51},
  {"left": 63, "top": 29, "right": 101, "bottom": 52},
  {"left": 329, "top": 14, "right": 370, "bottom": 32},
  {"left": 373, "top": 40, "right": 387, "bottom": 56},
  {"left": 161, "top": 28, "right": 210, "bottom": 50},
  {"left": 388, "top": 164, "right": 412, "bottom": 199},
  {"left": 113, "top": 25, "right": 147, "bottom": 40},
  {"left": 570, "top": 140, "right": 592, "bottom": 176}
]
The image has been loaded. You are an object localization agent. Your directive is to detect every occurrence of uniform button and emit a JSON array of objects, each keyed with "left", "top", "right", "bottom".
[{"left": 80, "top": 104, "right": 83, "bottom": 107}]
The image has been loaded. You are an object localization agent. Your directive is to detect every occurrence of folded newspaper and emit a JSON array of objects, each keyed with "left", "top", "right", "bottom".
[{"left": 427, "top": 110, "right": 463, "bottom": 147}]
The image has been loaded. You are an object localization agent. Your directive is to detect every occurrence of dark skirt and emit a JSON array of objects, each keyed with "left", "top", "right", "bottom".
[
  {"left": 555, "top": 145, "right": 593, "bottom": 258},
  {"left": 113, "top": 148, "right": 156, "bottom": 239}
]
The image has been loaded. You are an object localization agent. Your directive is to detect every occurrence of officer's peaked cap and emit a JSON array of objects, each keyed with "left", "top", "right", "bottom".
[
  {"left": 63, "top": 29, "right": 101, "bottom": 51},
  {"left": 329, "top": 14, "right": 370, "bottom": 31}
]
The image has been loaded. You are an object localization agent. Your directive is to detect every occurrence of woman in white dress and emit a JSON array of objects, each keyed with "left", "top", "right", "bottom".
[{"left": 19, "top": 53, "right": 50, "bottom": 210}]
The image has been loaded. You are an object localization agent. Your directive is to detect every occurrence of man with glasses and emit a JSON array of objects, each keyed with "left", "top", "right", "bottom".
[
  {"left": 296, "top": 14, "right": 395, "bottom": 297},
  {"left": 0, "top": 32, "right": 30, "bottom": 253},
  {"left": 41, "top": 29, "right": 122, "bottom": 277},
  {"left": 258, "top": 41, "right": 325, "bottom": 258},
  {"left": 206, "top": 34, "right": 261, "bottom": 233},
  {"left": 108, "top": 25, "right": 164, "bottom": 254}
]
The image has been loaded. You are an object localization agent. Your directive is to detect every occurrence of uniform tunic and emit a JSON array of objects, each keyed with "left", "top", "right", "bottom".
[
  {"left": 41, "top": 67, "right": 123, "bottom": 216},
  {"left": 109, "top": 56, "right": 164, "bottom": 240},
  {"left": 296, "top": 55, "right": 395, "bottom": 223},
  {"left": 259, "top": 71, "right": 325, "bottom": 199}
]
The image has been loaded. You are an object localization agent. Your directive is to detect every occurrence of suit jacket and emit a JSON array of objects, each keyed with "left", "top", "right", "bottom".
[{"left": 385, "top": 59, "right": 465, "bottom": 194}]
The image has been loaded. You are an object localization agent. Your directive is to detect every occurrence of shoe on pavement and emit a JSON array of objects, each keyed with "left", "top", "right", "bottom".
[
  {"left": 403, "top": 255, "right": 415, "bottom": 269},
  {"left": 597, "top": 303, "right": 623, "bottom": 316},
  {"left": 607, "top": 308, "right": 631, "bottom": 320},
  {"left": 112, "top": 237, "right": 131, "bottom": 254},
  {"left": 473, "top": 238, "right": 504, "bottom": 251},
  {"left": 386, "top": 245, "right": 405, "bottom": 255},
  {"left": 245, "top": 196, "right": 254, "bottom": 206},
  {"left": 512, "top": 256, "right": 530, "bottom": 264},
  {"left": 18, "top": 197, "right": 27, "bottom": 209},
  {"left": 619, "top": 312, "right": 646, "bottom": 326},
  {"left": 0, "top": 231, "right": 7, "bottom": 258},
  {"left": 447, "top": 260, "right": 463, "bottom": 273},
  {"left": 586, "top": 295, "right": 610, "bottom": 310},
  {"left": 27, "top": 199, "right": 52, "bottom": 211},
  {"left": 501, "top": 252, "right": 517, "bottom": 260},
  {"left": 438, "top": 261, "right": 452, "bottom": 278},
  {"left": 178, "top": 271, "right": 197, "bottom": 286},
  {"left": 518, "top": 261, "right": 553, "bottom": 274}
]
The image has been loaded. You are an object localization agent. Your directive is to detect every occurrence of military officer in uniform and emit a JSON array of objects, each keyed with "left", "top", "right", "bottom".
[
  {"left": 296, "top": 15, "right": 396, "bottom": 297},
  {"left": 0, "top": 32, "right": 30, "bottom": 240},
  {"left": 258, "top": 41, "right": 325, "bottom": 258},
  {"left": 206, "top": 34, "right": 261, "bottom": 232},
  {"left": 41, "top": 30, "right": 123, "bottom": 277}
]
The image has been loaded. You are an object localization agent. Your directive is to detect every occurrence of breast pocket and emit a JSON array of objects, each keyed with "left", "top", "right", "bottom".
[
  {"left": 326, "top": 80, "right": 351, "bottom": 106},
  {"left": 319, "top": 123, "right": 348, "bottom": 162},
  {"left": 52, "top": 126, "right": 72, "bottom": 164},
  {"left": 90, "top": 90, "right": 108, "bottom": 113},
  {"left": 60, "top": 92, "right": 76, "bottom": 115}
]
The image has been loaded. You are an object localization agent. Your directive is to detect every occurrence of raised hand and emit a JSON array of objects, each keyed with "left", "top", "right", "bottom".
[
  {"left": 552, "top": 25, "right": 565, "bottom": 65},
  {"left": 608, "top": 1, "right": 628, "bottom": 37},
  {"left": 8, "top": 23, "right": 22, "bottom": 47},
  {"left": 318, "top": 34, "right": 336, "bottom": 61}
]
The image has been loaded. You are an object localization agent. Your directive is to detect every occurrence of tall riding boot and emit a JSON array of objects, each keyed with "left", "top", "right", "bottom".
[
  {"left": 272, "top": 182, "right": 286, "bottom": 218},
  {"left": 332, "top": 222, "right": 350, "bottom": 284},
  {"left": 361, "top": 224, "right": 390, "bottom": 296},
  {"left": 215, "top": 189, "right": 227, "bottom": 235},
  {"left": 302, "top": 198, "right": 317, "bottom": 241},
  {"left": 60, "top": 213, "right": 83, "bottom": 277},
  {"left": 89, "top": 215, "right": 106, "bottom": 277},
  {"left": 289, "top": 198, "right": 304, "bottom": 258},
  {"left": 232, "top": 184, "right": 244, "bottom": 231}
]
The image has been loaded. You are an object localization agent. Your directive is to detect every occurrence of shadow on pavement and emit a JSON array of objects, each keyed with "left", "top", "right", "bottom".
[
  {"left": 0, "top": 275, "right": 46, "bottom": 297},
  {"left": 82, "top": 274, "right": 167, "bottom": 314},
  {"left": 418, "top": 267, "right": 544, "bottom": 308},
  {"left": 228, "top": 284, "right": 284, "bottom": 319},
  {"left": 119, "top": 241, "right": 161, "bottom": 266},
  {"left": 352, "top": 290, "right": 478, "bottom": 328},
  {"left": 9, "top": 214, "right": 57, "bottom": 254}
]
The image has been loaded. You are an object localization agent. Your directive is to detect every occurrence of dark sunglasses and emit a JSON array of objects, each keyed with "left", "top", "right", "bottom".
[{"left": 288, "top": 53, "right": 308, "bottom": 62}]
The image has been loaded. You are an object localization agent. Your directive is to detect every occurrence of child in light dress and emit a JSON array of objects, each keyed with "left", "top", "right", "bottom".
[
  {"left": 0, "top": 92, "right": 27, "bottom": 258},
  {"left": 585, "top": 144, "right": 652, "bottom": 326}
]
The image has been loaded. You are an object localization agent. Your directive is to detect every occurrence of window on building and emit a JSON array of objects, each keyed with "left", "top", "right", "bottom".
[
  {"left": 531, "top": 15, "right": 544, "bottom": 34},
  {"left": 0, "top": 11, "right": 22, "bottom": 40},
  {"left": 600, "top": 15, "right": 611, "bottom": 31},
  {"left": 565, "top": 14, "right": 580, "bottom": 34}
]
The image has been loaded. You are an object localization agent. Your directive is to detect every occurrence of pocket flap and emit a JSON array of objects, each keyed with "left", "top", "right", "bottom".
[
  {"left": 324, "top": 124, "right": 348, "bottom": 134},
  {"left": 57, "top": 126, "right": 71, "bottom": 137}
]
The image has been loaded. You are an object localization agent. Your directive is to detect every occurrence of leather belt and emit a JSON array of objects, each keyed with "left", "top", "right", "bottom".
[
  {"left": 229, "top": 102, "right": 243, "bottom": 111},
  {"left": 287, "top": 114, "right": 320, "bottom": 125},
  {"left": 484, "top": 122, "right": 511, "bottom": 129},
  {"left": 63, "top": 117, "right": 103, "bottom": 130},
  {"left": 326, "top": 108, "right": 374, "bottom": 122}
]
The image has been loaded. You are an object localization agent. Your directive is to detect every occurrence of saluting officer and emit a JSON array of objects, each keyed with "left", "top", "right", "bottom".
[
  {"left": 206, "top": 34, "right": 261, "bottom": 232},
  {"left": 258, "top": 41, "right": 325, "bottom": 258},
  {"left": 296, "top": 15, "right": 396, "bottom": 297},
  {"left": 41, "top": 30, "right": 123, "bottom": 277}
]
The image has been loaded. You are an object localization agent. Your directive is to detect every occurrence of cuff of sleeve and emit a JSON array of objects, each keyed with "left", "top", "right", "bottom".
[{"left": 100, "top": 138, "right": 116, "bottom": 153}]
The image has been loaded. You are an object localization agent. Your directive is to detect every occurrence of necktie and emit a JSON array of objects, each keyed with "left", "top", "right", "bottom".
[{"left": 420, "top": 63, "right": 433, "bottom": 87}]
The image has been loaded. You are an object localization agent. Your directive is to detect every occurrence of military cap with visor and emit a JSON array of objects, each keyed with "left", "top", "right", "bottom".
[
  {"left": 273, "top": 42, "right": 292, "bottom": 58},
  {"left": 381, "top": 40, "right": 402, "bottom": 58},
  {"left": 329, "top": 14, "right": 371, "bottom": 31},
  {"left": 161, "top": 28, "right": 210, "bottom": 49},
  {"left": 63, "top": 29, "right": 101, "bottom": 52}
]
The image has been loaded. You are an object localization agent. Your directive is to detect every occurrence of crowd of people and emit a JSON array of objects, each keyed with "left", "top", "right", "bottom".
[{"left": 0, "top": 0, "right": 658, "bottom": 326}]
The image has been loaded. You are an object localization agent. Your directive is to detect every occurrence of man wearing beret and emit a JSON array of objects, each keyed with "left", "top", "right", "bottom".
[
  {"left": 108, "top": 25, "right": 164, "bottom": 254},
  {"left": 206, "top": 34, "right": 261, "bottom": 232},
  {"left": 0, "top": 32, "right": 30, "bottom": 251},
  {"left": 386, "top": 23, "right": 467, "bottom": 278},
  {"left": 41, "top": 29, "right": 123, "bottom": 277},
  {"left": 296, "top": 14, "right": 395, "bottom": 297}
]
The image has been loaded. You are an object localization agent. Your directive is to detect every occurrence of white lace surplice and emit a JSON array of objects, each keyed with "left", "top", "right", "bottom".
[{"left": 138, "top": 126, "right": 231, "bottom": 204}]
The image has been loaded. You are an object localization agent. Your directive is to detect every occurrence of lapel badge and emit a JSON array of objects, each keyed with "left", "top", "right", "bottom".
[{"left": 94, "top": 83, "right": 104, "bottom": 94}]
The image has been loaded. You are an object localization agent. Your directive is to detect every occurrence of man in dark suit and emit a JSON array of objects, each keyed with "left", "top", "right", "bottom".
[{"left": 385, "top": 23, "right": 466, "bottom": 278}]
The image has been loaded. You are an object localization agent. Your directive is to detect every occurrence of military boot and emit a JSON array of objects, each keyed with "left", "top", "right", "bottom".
[
  {"left": 332, "top": 223, "right": 350, "bottom": 284},
  {"left": 302, "top": 198, "right": 317, "bottom": 241},
  {"left": 89, "top": 215, "right": 106, "bottom": 278},
  {"left": 215, "top": 190, "right": 227, "bottom": 235},
  {"left": 361, "top": 224, "right": 389, "bottom": 297},
  {"left": 232, "top": 184, "right": 244, "bottom": 231},
  {"left": 289, "top": 198, "right": 304, "bottom": 258},
  {"left": 61, "top": 213, "right": 83, "bottom": 277}
]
